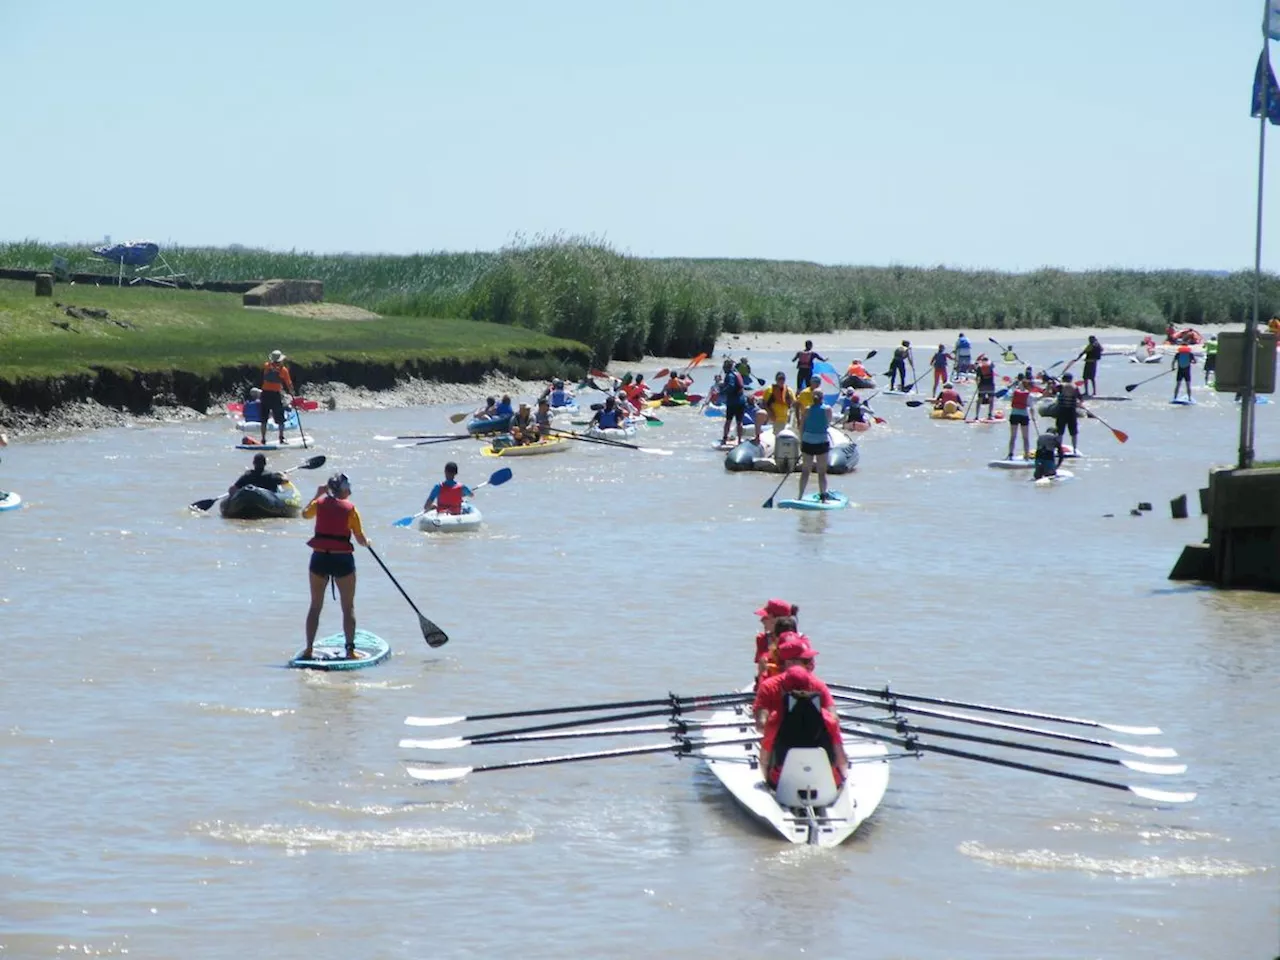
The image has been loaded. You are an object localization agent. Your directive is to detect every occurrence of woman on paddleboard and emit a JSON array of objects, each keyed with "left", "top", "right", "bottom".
[
  {"left": 1006, "top": 375, "right": 1032, "bottom": 460},
  {"left": 795, "top": 388, "right": 834, "bottom": 503},
  {"left": 302, "top": 473, "right": 369, "bottom": 660}
]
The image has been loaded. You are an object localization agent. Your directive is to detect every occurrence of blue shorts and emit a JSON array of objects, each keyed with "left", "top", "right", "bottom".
[{"left": 310, "top": 551, "right": 355, "bottom": 579}]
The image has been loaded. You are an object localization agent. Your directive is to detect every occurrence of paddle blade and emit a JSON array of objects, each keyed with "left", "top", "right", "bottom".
[
  {"left": 638, "top": 447, "right": 673, "bottom": 456},
  {"left": 393, "top": 514, "right": 419, "bottom": 528},
  {"left": 1129, "top": 785, "right": 1197, "bottom": 804},
  {"left": 905, "top": 400, "right": 926, "bottom": 408},
  {"left": 487, "top": 467, "right": 514, "bottom": 486},
  {"left": 190, "top": 497, "right": 218, "bottom": 512},
  {"left": 299, "top": 455, "right": 327, "bottom": 470},
  {"left": 1111, "top": 428, "right": 1129, "bottom": 444},
  {"left": 449, "top": 411, "right": 469, "bottom": 423},
  {"left": 653, "top": 368, "right": 670, "bottom": 379},
  {"left": 865, "top": 349, "right": 877, "bottom": 360},
  {"left": 405, "top": 715, "right": 465, "bottom": 727},
  {"left": 405, "top": 764, "right": 473, "bottom": 783},
  {"left": 400, "top": 737, "right": 466, "bottom": 750},
  {"left": 421, "top": 614, "right": 449, "bottom": 648},
  {"left": 1124, "top": 383, "right": 1140, "bottom": 392},
  {"left": 688, "top": 353, "right": 708, "bottom": 369}
]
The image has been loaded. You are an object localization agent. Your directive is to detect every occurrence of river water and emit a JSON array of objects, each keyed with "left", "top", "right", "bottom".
[{"left": 1, "top": 333, "right": 1276, "bottom": 959}]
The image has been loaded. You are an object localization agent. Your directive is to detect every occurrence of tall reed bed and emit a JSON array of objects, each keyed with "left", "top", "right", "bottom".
[{"left": 5, "top": 239, "right": 1278, "bottom": 362}]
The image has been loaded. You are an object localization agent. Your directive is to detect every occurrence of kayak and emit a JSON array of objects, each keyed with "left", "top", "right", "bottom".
[
  {"left": 235, "top": 435, "right": 315, "bottom": 451},
  {"left": 466, "top": 414, "right": 513, "bottom": 436},
  {"left": 481, "top": 436, "right": 570, "bottom": 457},
  {"left": 585, "top": 424, "right": 637, "bottom": 441},
  {"left": 930, "top": 406, "right": 965, "bottom": 420},
  {"left": 548, "top": 402, "right": 581, "bottom": 417},
  {"left": 226, "top": 398, "right": 319, "bottom": 413},
  {"left": 1033, "top": 468, "right": 1075, "bottom": 486},
  {"left": 220, "top": 481, "right": 303, "bottom": 519},
  {"left": 233, "top": 410, "right": 300, "bottom": 431},
  {"left": 776, "top": 490, "right": 850, "bottom": 511},
  {"left": 840, "top": 374, "right": 877, "bottom": 390},
  {"left": 988, "top": 458, "right": 1034, "bottom": 469},
  {"left": 289, "top": 629, "right": 390, "bottom": 671},
  {"left": 419, "top": 503, "right": 483, "bottom": 532},
  {"left": 0, "top": 491, "right": 23, "bottom": 512}
]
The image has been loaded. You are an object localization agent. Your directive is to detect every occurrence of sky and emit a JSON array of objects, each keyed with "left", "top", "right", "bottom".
[{"left": 1, "top": 1, "right": 1277, "bottom": 271}]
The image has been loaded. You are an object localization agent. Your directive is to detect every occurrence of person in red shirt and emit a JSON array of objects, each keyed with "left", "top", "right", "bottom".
[
  {"left": 1006, "top": 373, "right": 1032, "bottom": 460},
  {"left": 259, "top": 350, "right": 295, "bottom": 446},
  {"left": 933, "top": 382, "right": 964, "bottom": 414},
  {"left": 756, "top": 614, "right": 799, "bottom": 680},
  {"left": 302, "top": 473, "right": 369, "bottom": 660},
  {"left": 753, "top": 634, "right": 834, "bottom": 725},
  {"left": 752, "top": 598, "right": 798, "bottom": 669},
  {"left": 759, "top": 664, "right": 849, "bottom": 788}
]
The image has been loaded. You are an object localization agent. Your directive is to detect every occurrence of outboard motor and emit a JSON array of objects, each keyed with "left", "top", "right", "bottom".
[{"left": 774, "top": 430, "right": 800, "bottom": 474}]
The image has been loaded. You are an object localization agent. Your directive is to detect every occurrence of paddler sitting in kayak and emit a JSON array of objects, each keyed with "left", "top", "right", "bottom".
[
  {"left": 662, "top": 372, "right": 691, "bottom": 401},
  {"left": 622, "top": 374, "right": 649, "bottom": 413},
  {"left": 509, "top": 403, "right": 542, "bottom": 445},
  {"left": 423, "top": 461, "right": 473, "bottom": 516},
  {"left": 474, "top": 396, "right": 499, "bottom": 420},
  {"left": 228, "top": 452, "right": 287, "bottom": 495},
  {"left": 844, "top": 358, "right": 872, "bottom": 384},
  {"left": 494, "top": 394, "right": 514, "bottom": 419},
  {"left": 534, "top": 398, "right": 554, "bottom": 437},
  {"left": 543, "top": 379, "right": 575, "bottom": 409},
  {"left": 589, "top": 396, "right": 626, "bottom": 430},
  {"left": 933, "top": 382, "right": 964, "bottom": 414}
]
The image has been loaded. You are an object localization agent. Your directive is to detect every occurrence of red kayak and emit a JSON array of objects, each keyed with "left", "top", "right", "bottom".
[{"left": 226, "top": 397, "right": 320, "bottom": 414}]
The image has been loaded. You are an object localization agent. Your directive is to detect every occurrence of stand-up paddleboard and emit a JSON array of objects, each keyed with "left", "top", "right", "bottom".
[
  {"left": 1088, "top": 396, "right": 1131, "bottom": 401},
  {"left": 776, "top": 490, "right": 850, "bottom": 510},
  {"left": 236, "top": 435, "right": 316, "bottom": 451},
  {"left": 1233, "top": 395, "right": 1273, "bottom": 404},
  {"left": 1033, "top": 468, "right": 1075, "bottom": 486},
  {"left": 1059, "top": 443, "right": 1083, "bottom": 459},
  {"left": 988, "top": 458, "right": 1034, "bottom": 470},
  {"left": 289, "top": 629, "right": 390, "bottom": 670},
  {"left": 0, "top": 491, "right": 23, "bottom": 512},
  {"left": 1170, "top": 397, "right": 1196, "bottom": 406}
]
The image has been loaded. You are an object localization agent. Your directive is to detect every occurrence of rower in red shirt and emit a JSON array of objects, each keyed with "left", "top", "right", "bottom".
[
  {"left": 758, "top": 665, "right": 848, "bottom": 788},
  {"left": 752, "top": 597, "right": 798, "bottom": 670},
  {"left": 753, "top": 634, "right": 834, "bottom": 724}
]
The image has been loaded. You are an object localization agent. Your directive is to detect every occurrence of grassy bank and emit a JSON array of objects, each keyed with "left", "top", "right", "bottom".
[
  {"left": 6, "top": 239, "right": 1280, "bottom": 365},
  {"left": 0, "top": 280, "right": 587, "bottom": 384}
]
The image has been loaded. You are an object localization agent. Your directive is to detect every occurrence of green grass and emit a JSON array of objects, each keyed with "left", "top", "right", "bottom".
[
  {"left": 0, "top": 280, "right": 586, "bottom": 382},
  {"left": 6, "top": 238, "right": 1280, "bottom": 364}
]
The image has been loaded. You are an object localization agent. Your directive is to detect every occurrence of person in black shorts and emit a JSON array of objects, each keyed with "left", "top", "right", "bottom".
[
  {"left": 1053, "top": 373, "right": 1084, "bottom": 453},
  {"left": 1077, "top": 335, "right": 1104, "bottom": 397},
  {"left": 973, "top": 355, "right": 997, "bottom": 420},
  {"left": 718, "top": 357, "right": 748, "bottom": 446}
]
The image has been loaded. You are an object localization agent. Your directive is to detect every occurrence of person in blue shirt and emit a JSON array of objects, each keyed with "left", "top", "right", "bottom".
[
  {"left": 796, "top": 388, "right": 835, "bottom": 502},
  {"left": 1171, "top": 345, "right": 1197, "bottom": 401},
  {"left": 424, "top": 462, "right": 473, "bottom": 516},
  {"left": 494, "top": 394, "right": 514, "bottom": 418},
  {"left": 718, "top": 357, "right": 748, "bottom": 446},
  {"left": 589, "top": 396, "right": 625, "bottom": 430},
  {"left": 954, "top": 333, "right": 973, "bottom": 377},
  {"left": 242, "top": 387, "right": 263, "bottom": 424}
]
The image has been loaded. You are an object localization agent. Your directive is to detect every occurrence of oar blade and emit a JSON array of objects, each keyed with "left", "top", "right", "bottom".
[
  {"left": 449, "top": 411, "right": 470, "bottom": 423},
  {"left": 1129, "top": 785, "right": 1197, "bottom": 804},
  {"left": 405, "top": 764, "right": 473, "bottom": 783},
  {"left": 1116, "top": 742, "right": 1177, "bottom": 758},
  {"left": 1120, "top": 759, "right": 1187, "bottom": 776},
  {"left": 300, "top": 455, "right": 327, "bottom": 469},
  {"left": 400, "top": 737, "right": 466, "bottom": 750},
  {"left": 638, "top": 447, "right": 673, "bottom": 456},
  {"left": 421, "top": 614, "right": 449, "bottom": 648},
  {"left": 190, "top": 497, "right": 218, "bottom": 512},
  {"left": 1103, "top": 722, "right": 1161, "bottom": 736},
  {"left": 405, "top": 715, "right": 465, "bottom": 727},
  {"left": 392, "top": 515, "right": 418, "bottom": 528},
  {"left": 487, "top": 467, "right": 514, "bottom": 486}
]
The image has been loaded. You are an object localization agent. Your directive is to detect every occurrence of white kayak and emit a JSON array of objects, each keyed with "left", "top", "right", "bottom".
[
  {"left": 699, "top": 690, "right": 890, "bottom": 846},
  {"left": 235, "top": 435, "right": 316, "bottom": 451},
  {"left": 418, "top": 503, "right": 483, "bottom": 532},
  {"left": 0, "top": 491, "right": 23, "bottom": 512},
  {"left": 586, "top": 424, "right": 637, "bottom": 441}
]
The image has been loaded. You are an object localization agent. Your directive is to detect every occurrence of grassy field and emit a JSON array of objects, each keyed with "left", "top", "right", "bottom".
[
  {"left": 0, "top": 280, "right": 586, "bottom": 382},
  {"left": 6, "top": 239, "right": 1280, "bottom": 365}
]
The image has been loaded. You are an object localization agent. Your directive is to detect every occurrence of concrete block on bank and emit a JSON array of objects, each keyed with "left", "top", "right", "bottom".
[
  {"left": 34, "top": 273, "right": 53, "bottom": 297},
  {"left": 242, "top": 279, "right": 324, "bottom": 307},
  {"left": 1171, "top": 494, "right": 1189, "bottom": 520},
  {"left": 1169, "top": 543, "right": 1214, "bottom": 581}
]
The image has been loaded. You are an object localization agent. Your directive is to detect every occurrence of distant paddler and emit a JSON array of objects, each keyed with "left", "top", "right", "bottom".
[
  {"left": 973, "top": 354, "right": 998, "bottom": 420},
  {"left": 228, "top": 452, "right": 287, "bottom": 496},
  {"left": 792, "top": 340, "right": 825, "bottom": 391},
  {"left": 953, "top": 332, "right": 973, "bottom": 377},
  {"left": 1052, "top": 373, "right": 1085, "bottom": 451},
  {"left": 717, "top": 357, "right": 749, "bottom": 447},
  {"left": 933, "top": 381, "right": 964, "bottom": 415},
  {"left": 260, "top": 349, "right": 295, "bottom": 446},
  {"left": 1033, "top": 425, "right": 1063, "bottom": 481},
  {"left": 761, "top": 372, "right": 795, "bottom": 435},
  {"left": 1006, "top": 374, "right": 1033, "bottom": 460},
  {"left": 1172, "top": 345, "right": 1197, "bottom": 402},
  {"left": 1203, "top": 335, "right": 1218, "bottom": 384},
  {"left": 302, "top": 473, "right": 369, "bottom": 661},
  {"left": 887, "top": 340, "right": 913, "bottom": 392},
  {"left": 929, "top": 344, "right": 950, "bottom": 396},
  {"left": 542, "top": 379, "right": 576, "bottom": 410},
  {"left": 1074, "top": 335, "right": 1104, "bottom": 397},
  {"left": 588, "top": 396, "right": 626, "bottom": 431},
  {"left": 423, "top": 461, "right": 472, "bottom": 516}
]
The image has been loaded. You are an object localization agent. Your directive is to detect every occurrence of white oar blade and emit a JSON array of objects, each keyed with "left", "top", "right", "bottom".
[
  {"left": 399, "top": 736, "right": 466, "bottom": 750},
  {"left": 405, "top": 715, "right": 465, "bottom": 727},
  {"left": 393, "top": 442, "right": 420, "bottom": 449},
  {"left": 1129, "top": 785, "right": 1196, "bottom": 804},
  {"left": 1115, "top": 742, "right": 1178, "bottom": 759},
  {"left": 405, "top": 764, "right": 473, "bottom": 783},
  {"left": 1103, "top": 723, "right": 1162, "bottom": 736},
  {"left": 373, "top": 435, "right": 399, "bottom": 441},
  {"left": 640, "top": 448, "right": 673, "bottom": 456},
  {"left": 1120, "top": 760, "right": 1187, "bottom": 776}
]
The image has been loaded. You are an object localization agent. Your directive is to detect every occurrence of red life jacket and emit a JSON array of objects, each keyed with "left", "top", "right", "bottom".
[
  {"left": 1011, "top": 388, "right": 1030, "bottom": 411},
  {"left": 796, "top": 350, "right": 814, "bottom": 368},
  {"left": 307, "top": 496, "right": 354, "bottom": 552},
  {"left": 436, "top": 481, "right": 464, "bottom": 515}
]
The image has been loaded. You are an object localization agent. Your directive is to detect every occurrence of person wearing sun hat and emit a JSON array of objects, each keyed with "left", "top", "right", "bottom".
[
  {"left": 758, "top": 663, "right": 848, "bottom": 789},
  {"left": 259, "top": 349, "right": 295, "bottom": 446},
  {"left": 302, "top": 473, "right": 369, "bottom": 660},
  {"left": 752, "top": 632, "right": 833, "bottom": 727},
  {"left": 752, "top": 599, "right": 798, "bottom": 669}
]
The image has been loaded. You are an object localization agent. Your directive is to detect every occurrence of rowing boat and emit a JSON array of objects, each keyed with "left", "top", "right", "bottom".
[{"left": 699, "top": 691, "right": 890, "bottom": 846}]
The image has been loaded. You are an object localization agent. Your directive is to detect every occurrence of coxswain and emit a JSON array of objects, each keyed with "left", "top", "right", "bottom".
[
  {"left": 228, "top": 452, "right": 286, "bottom": 496},
  {"left": 1076, "top": 335, "right": 1104, "bottom": 397},
  {"left": 973, "top": 354, "right": 997, "bottom": 420},
  {"left": 934, "top": 381, "right": 964, "bottom": 415},
  {"left": 762, "top": 372, "right": 795, "bottom": 434},
  {"left": 718, "top": 357, "right": 748, "bottom": 446},
  {"left": 1172, "top": 344, "right": 1197, "bottom": 401},
  {"left": 1054, "top": 373, "right": 1084, "bottom": 452},
  {"left": 759, "top": 665, "right": 849, "bottom": 791},
  {"left": 302, "top": 473, "right": 368, "bottom": 660},
  {"left": 1006, "top": 374, "right": 1032, "bottom": 460},
  {"left": 259, "top": 349, "right": 295, "bottom": 446},
  {"left": 1033, "top": 425, "right": 1063, "bottom": 481},
  {"left": 792, "top": 340, "right": 825, "bottom": 390},
  {"left": 589, "top": 396, "right": 625, "bottom": 430},
  {"left": 424, "top": 461, "right": 472, "bottom": 516},
  {"left": 929, "top": 344, "right": 950, "bottom": 396}
]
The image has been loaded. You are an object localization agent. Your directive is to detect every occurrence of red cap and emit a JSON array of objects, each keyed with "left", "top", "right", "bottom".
[
  {"left": 1178, "top": 344, "right": 1192, "bottom": 353},
  {"left": 775, "top": 633, "right": 814, "bottom": 661},
  {"left": 779, "top": 664, "right": 817, "bottom": 691},
  {"left": 754, "top": 598, "right": 793, "bottom": 619}
]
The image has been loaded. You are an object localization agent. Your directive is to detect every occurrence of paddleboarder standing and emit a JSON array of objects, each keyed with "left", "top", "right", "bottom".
[
  {"left": 792, "top": 340, "right": 824, "bottom": 392},
  {"left": 795, "top": 388, "right": 833, "bottom": 502},
  {"left": 1172, "top": 345, "right": 1197, "bottom": 401},
  {"left": 718, "top": 357, "right": 748, "bottom": 446},
  {"left": 302, "top": 473, "right": 369, "bottom": 661},
  {"left": 1076, "top": 335, "right": 1104, "bottom": 397},
  {"left": 260, "top": 350, "right": 295, "bottom": 446}
]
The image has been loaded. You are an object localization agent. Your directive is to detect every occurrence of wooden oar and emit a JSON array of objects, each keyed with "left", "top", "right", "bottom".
[
  {"left": 840, "top": 728, "right": 1195, "bottom": 803},
  {"left": 189, "top": 454, "right": 326, "bottom": 511},
  {"left": 404, "top": 735, "right": 761, "bottom": 783},
  {"left": 392, "top": 467, "right": 513, "bottom": 527},
  {"left": 1083, "top": 407, "right": 1129, "bottom": 443},
  {"left": 365, "top": 544, "right": 449, "bottom": 647},
  {"left": 828, "top": 683, "right": 1162, "bottom": 736},
  {"left": 404, "top": 691, "right": 750, "bottom": 727},
  {"left": 550, "top": 429, "right": 673, "bottom": 456},
  {"left": 1125, "top": 368, "right": 1173, "bottom": 392}
]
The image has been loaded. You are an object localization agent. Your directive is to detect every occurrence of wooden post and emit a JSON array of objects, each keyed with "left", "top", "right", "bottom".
[{"left": 34, "top": 273, "right": 54, "bottom": 297}]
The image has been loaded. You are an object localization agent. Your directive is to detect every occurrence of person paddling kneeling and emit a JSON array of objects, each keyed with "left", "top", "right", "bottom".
[{"left": 302, "top": 473, "right": 369, "bottom": 660}]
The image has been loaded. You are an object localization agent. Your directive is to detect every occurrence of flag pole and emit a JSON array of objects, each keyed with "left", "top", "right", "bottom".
[{"left": 1241, "top": 32, "right": 1270, "bottom": 469}]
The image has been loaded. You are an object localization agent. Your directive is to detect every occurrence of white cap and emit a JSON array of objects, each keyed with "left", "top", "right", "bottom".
[{"left": 269, "top": 350, "right": 284, "bottom": 362}]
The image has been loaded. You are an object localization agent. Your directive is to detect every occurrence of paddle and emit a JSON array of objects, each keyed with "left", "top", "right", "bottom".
[
  {"left": 549, "top": 429, "right": 673, "bottom": 456},
  {"left": 405, "top": 734, "right": 761, "bottom": 783},
  {"left": 1124, "top": 368, "right": 1173, "bottom": 393},
  {"left": 827, "top": 683, "right": 1162, "bottom": 735},
  {"left": 293, "top": 401, "right": 309, "bottom": 450},
  {"left": 762, "top": 460, "right": 798, "bottom": 509},
  {"left": 843, "top": 714, "right": 1184, "bottom": 772},
  {"left": 376, "top": 434, "right": 463, "bottom": 442},
  {"left": 841, "top": 728, "right": 1195, "bottom": 803},
  {"left": 1083, "top": 407, "right": 1129, "bottom": 443},
  {"left": 988, "top": 336, "right": 1023, "bottom": 364},
  {"left": 449, "top": 411, "right": 471, "bottom": 424},
  {"left": 586, "top": 378, "right": 663, "bottom": 424},
  {"left": 404, "top": 691, "right": 751, "bottom": 727},
  {"left": 392, "top": 467, "right": 513, "bottom": 527},
  {"left": 393, "top": 434, "right": 474, "bottom": 449},
  {"left": 365, "top": 544, "right": 449, "bottom": 647},
  {"left": 401, "top": 717, "right": 754, "bottom": 751},
  {"left": 189, "top": 454, "right": 327, "bottom": 511}
]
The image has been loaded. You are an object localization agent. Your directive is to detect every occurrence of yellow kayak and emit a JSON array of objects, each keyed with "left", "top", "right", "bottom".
[
  {"left": 929, "top": 401, "right": 965, "bottom": 420},
  {"left": 481, "top": 437, "right": 571, "bottom": 457}
]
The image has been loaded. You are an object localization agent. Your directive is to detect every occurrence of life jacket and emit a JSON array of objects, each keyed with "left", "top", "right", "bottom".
[
  {"left": 1085, "top": 342, "right": 1104, "bottom": 362},
  {"left": 765, "top": 385, "right": 793, "bottom": 415},
  {"left": 242, "top": 399, "right": 262, "bottom": 422},
  {"left": 1175, "top": 350, "right": 1193, "bottom": 369},
  {"left": 549, "top": 389, "right": 570, "bottom": 407},
  {"left": 1057, "top": 382, "right": 1080, "bottom": 410},
  {"left": 665, "top": 377, "right": 683, "bottom": 395},
  {"left": 801, "top": 402, "right": 828, "bottom": 442},
  {"left": 262, "top": 361, "right": 287, "bottom": 391},
  {"left": 435, "top": 480, "right": 464, "bottom": 515},
  {"left": 720, "top": 370, "right": 743, "bottom": 401},
  {"left": 796, "top": 350, "right": 814, "bottom": 369},
  {"left": 307, "top": 496, "right": 354, "bottom": 552},
  {"left": 847, "top": 362, "right": 868, "bottom": 378},
  {"left": 770, "top": 691, "right": 840, "bottom": 786},
  {"left": 938, "top": 389, "right": 961, "bottom": 406},
  {"left": 1011, "top": 388, "right": 1030, "bottom": 411},
  {"left": 931, "top": 350, "right": 948, "bottom": 370},
  {"left": 1205, "top": 340, "right": 1219, "bottom": 357},
  {"left": 976, "top": 361, "right": 995, "bottom": 387},
  {"left": 596, "top": 408, "right": 621, "bottom": 428}
]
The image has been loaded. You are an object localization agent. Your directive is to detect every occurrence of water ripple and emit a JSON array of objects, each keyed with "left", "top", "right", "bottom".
[{"left": 957, "top": 840, "right": 1266, "bottom": 878}]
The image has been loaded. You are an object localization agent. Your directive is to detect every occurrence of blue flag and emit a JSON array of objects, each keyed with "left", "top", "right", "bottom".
[{"left": 1252, "top": 49, "right": 1280, "bottom": 125}]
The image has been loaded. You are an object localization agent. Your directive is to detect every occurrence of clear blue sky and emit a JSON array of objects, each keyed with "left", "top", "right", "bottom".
[{"left": 1, "top": 1, "right": 1275, "bottom": 271}]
